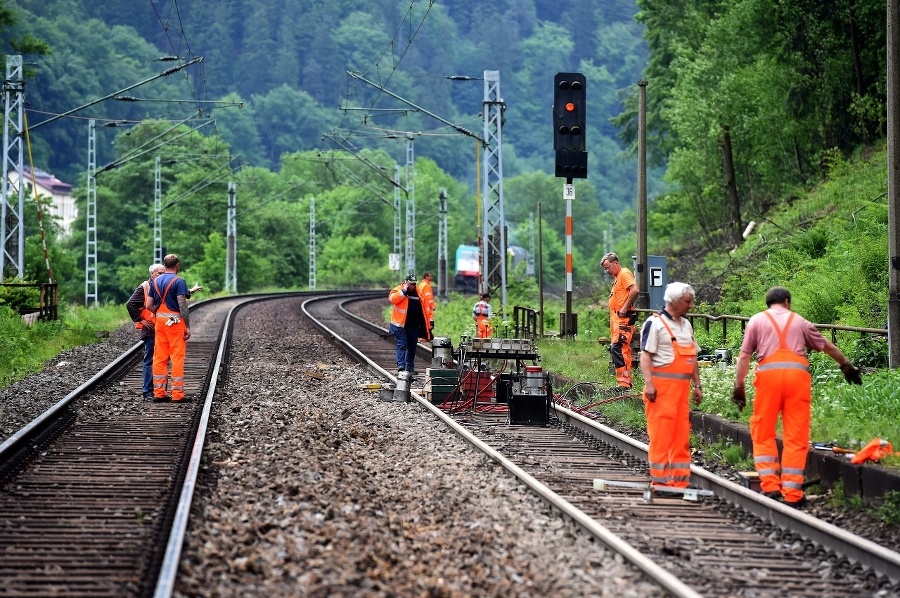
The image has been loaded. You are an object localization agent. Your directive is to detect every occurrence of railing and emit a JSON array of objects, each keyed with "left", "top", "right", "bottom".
[
  {"left": 513, "top": 305, "right": 538, "bottom": 340},
  {"left": 633, "top": 307, "right": 886, "bottom": 344},
  {"left": 0, "top": 282, "right": 59, "bottom": 321}
]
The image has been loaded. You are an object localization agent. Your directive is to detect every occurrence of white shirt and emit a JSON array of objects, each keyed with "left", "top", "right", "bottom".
[{"left": 640, "top": 311, "right": 700, "bottom": 367}]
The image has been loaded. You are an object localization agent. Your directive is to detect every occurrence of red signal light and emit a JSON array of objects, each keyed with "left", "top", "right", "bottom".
[{"left": 565, "top": 102, "right": 576, "bottom": 112}]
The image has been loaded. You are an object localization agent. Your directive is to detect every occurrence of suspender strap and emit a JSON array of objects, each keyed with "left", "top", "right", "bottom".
[
  {"left": 152, "top": 276, "right": 178, "bottom": 313},
  {"left": 762, "top": 310, "right": 796, "bottom": 351}
]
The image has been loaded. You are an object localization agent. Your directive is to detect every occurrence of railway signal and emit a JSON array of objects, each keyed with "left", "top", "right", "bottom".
[{"left": 553, "top": 72, "right": 587, "bottom": 179}]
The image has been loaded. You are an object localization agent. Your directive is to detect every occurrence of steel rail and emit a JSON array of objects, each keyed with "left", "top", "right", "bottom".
[
  {"left": 152, "top": 298, "right": 240, "bottom": 598},
  {"left": 303, "top": 294, "right": 702, "bottom": 598},
  {"left": 552, "top": 402, "right": 900, "bottom": 584}
]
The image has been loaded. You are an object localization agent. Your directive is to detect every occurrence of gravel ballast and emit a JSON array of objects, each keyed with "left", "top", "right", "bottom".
[
  {"left": 2, "top": 296, "right": 897, "bottom": 594},
  {"left": 173, "top": 298, "right": 660, "bottom": 596}
]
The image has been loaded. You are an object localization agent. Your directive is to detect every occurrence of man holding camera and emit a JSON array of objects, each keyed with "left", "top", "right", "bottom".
[{"left": 389, "top": 274, "right": 429, "bottom": 374}]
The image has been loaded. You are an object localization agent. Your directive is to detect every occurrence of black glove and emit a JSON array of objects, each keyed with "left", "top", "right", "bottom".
[
  {"left": 840, "top": 362, "right": 862, "bottom": 385},
  {"left": 731, "top": 386, "right": 746, "bottom": 412},
  {"left": 429, "top": 319, "right": 434, "bottom": 330}
]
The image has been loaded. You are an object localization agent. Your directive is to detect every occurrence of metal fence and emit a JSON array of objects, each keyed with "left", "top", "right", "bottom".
[
  {"left": 634, "top": 307, "right": 886, "bottom": 344},
  {"left": 0, "top": 282, "right": 59, "bottom": 321}
]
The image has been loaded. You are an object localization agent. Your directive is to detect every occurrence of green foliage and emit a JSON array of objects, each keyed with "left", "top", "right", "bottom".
[
  {"left": 874, "top": 492, "right": 900, "bottom": 525},
  {"left": 703, "top": 440, "right": 753, "bottom": 470},
  {"left": 630, "top": 0, "right": 886, "bottom": 251},
  {"left": 9, "top": 0, "right": 650, "bottom": 213},
  {"left": 0, "top": 279, "right": 40, "bottom": 311},
  {"left": 850, "top": 336, "right": 888, "bottom": 369},
  {"left": 0, "top": 303, "right": 127, "bottom": 388}
]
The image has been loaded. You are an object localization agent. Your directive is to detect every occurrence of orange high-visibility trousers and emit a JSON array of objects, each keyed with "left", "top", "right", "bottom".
[
  {"left": 643, "top": 317, "right": 695, "bottom": 488},
  {"left": 476, "top": 318, "right": 492, "bottom": 338},
  {"left": 152, "top": 312, "right": 187, "bottom": 400},
  {"left": 751, "top": 350, "right": 811, "bottom": 503},
  {"left": 611, "top": 318, "right": 634, "bottom": 388},
  {"left": 750, "top": 312, "right": 811, "bottom": 503}
]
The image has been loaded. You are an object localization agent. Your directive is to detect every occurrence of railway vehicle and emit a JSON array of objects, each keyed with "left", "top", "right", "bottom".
[{"left": 454, "top": 244, "right": 530, "bottom": 293}]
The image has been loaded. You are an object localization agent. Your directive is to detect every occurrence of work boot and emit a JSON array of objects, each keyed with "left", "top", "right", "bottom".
[{"left": 784, "top": 496, "right": 807, "bottom": 509}]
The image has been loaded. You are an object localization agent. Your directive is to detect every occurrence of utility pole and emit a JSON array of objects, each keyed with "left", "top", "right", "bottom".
[
  {"left": 888, "top": 0, "right": 900, "bottom": 367},
  {"left": 636, "top": 80, "right": 650, "bottom": 310},
  {"left": 225, "top": 182, "right": 237, "bottom": 293},
  {"left": 1, "top": 55, "right": 24, "bottom": 281},
  {"left": 309, "top": 196, "right": 316, "bottom": 290},
  {"left": 538, "top": 202, "right": 544, "bottom": 337},
  {"left": 481, "top": 70, "right": 508, "bottom": 315},
  {"left": 405, "top": 135, "right": 416, "bottom": 277},
  {"left": 85, "top": 120, "right": 98, "bottom": 307},
  {"left": 438, "top": 189, "right": 448, "bottom": 300}
]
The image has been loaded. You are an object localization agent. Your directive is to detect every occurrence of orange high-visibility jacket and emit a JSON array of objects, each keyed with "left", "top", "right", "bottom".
[{"left": 389, "top": 283, "right": 429, "bottom": 340}]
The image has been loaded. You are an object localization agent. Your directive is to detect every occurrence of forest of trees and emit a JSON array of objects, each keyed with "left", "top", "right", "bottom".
[
  {"left": 0, "top": 0, "right": 891, "bottom": 310},
  {"left": 6, "top": 0, "right": 650, "bottom": 207}
]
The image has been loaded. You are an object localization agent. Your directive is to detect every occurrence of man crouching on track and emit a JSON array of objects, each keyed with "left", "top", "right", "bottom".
[
  {"left": 389, "top": 274, "right": 429, "bottom": 374},
  {"left": 639, "top": 282, "right": 702, "bottom": 488},
  {"left": 146, "top": 253, "right": 193, "bottom": 403}
]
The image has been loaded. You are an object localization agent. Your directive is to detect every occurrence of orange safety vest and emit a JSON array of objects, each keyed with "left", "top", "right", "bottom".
[
  {"left": 388, "top": 284, "right": 429, "bottom": 341},
  {"left": 135, "top": 280, "right": 156, "bottom": 330}
]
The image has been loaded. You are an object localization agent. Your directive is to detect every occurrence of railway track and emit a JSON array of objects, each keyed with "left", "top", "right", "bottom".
[
  {"left": 317, "top": 294, "right": 900, "bottom": 597},
  {"left": 0, "top": 294, "right": 309, "bottom": 597},
  {"left": 2, "top": 291, "right": 898, "bottom": 596}
]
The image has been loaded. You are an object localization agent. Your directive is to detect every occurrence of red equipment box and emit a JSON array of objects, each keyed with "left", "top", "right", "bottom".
[{"left": 462, "top": 371, "right": 495, "bottom": 403}]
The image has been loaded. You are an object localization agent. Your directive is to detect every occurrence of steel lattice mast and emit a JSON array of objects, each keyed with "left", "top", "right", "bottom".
[
  {"left": 1, "top": 55, "right": 24, "bottom": 281},
  {"left": 438, "top": 188, "right": 448, "bottom": 300},
  {"left": 404, "top": 135, "right": 416, "bottom": 277},
  {"left": 481, "top": 70, "right": 507, "bottom": 312},
  {"left": 84, "top": 120, "right": 98, "bottom": 306},
  {"left": 154, "top": 156, "right": 163, "bottom": 263},
  {"left": 225, "top": 182, "right": 236, "bottom": 293},
  {"left": 393, "top": 163, "right": 402, "bottom": 257},
  {"left": 308, "top": 196, "right": 316, "bottom": 290}
]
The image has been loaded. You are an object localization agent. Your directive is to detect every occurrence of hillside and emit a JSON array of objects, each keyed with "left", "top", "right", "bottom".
[
  {"left": 4, "top": 0, "right": 649, "bottom": 211},
  {"left": 673, "top": 143, "right": 887, "bottom": 333}
]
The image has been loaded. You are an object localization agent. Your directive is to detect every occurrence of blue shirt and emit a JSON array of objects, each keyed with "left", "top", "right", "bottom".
[{"left": 149, "top": 273, "right": 188, "bottom": 313}]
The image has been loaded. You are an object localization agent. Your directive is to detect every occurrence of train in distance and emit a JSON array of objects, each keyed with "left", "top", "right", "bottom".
[{"left": 454, "top": 244, "right": 530, "bottom": 293}]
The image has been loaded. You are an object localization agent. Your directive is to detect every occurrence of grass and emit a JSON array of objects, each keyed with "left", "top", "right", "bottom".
[{"left": 0, "top": 303, "right": 129, "bottom": 389}]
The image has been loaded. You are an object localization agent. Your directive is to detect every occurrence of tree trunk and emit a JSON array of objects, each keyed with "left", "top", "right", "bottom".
[{"left": 721, "top": 125, "right": 743, "bottom": 246}]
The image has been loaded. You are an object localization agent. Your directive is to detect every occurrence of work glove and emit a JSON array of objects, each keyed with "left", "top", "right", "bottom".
[
  {"left": 731, "top": 385, "right": 746, "bottom": 412},
  {"left": 840, "top": 362, "right": 863, "bottom": 385},
  {"left": 429, "top": 319, "right": 434, "bottom": 330}
]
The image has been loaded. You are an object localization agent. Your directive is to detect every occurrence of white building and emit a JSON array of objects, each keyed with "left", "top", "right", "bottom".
[{"left": 7, "top": 166, "right": 77, "bottom": 236}]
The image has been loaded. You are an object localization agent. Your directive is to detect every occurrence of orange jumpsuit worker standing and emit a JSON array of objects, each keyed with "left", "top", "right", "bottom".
[
  {"left": 639, "top": 282, "right": 702, "bottom": 488},
  {"left": 601, "top": 252, "right": 640, "bottom": 389},
  {"left": 732, "top": 286, "right": 862, "bottom": 507},
  {"left": 146, "top": 253, "right": 192, "bottom": 403},
  {"left": 473, "top": 292, "right": 493, "bottom": 338},
  {"left": 417, "top": 271, "right": 436, "bottom": 340}
]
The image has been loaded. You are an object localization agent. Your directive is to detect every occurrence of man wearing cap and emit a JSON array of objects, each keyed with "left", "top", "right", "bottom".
[{"left": 389, "top": 274, "right": 429, "bottom": 374}]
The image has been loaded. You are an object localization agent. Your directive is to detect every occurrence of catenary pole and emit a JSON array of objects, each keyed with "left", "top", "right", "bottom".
[
  {"left": 636, "top": 80, "right": 649, "bottom": 310},
  {"left": 888, "top": 0, "right": 900, "bottom": 367}
]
